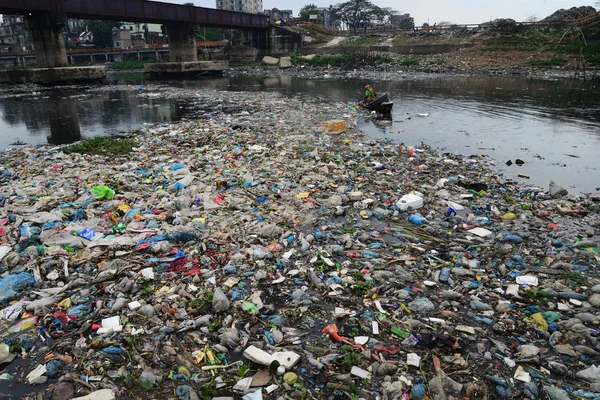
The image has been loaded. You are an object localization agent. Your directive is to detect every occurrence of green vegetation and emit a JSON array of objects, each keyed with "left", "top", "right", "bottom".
[
  {"left": 481, "top": 28, "right": 563, "bottom": 52},
  {"left": 312, "top": 255, "right": 337, "bottom": 273},
  {"left": 399, "top": 58, "right": 420, "bottom": 66},
  {"left": 331, "top": 0, "right": 400, "bottom": 35},
  {"left": 377, "top": 55, "right": 395, "bottom": 64},
  {"left": 64, "top": 137, "right": 136, "bottom": 156},
  {"left": 336, "top": 345, "right": 361, "bottom": 367},
  {"left": 429, "top": 59, "right": 446, "bottom": 65},
  {"left": 556, "top": 41, "right": 600, "bottom": 66},
  {"left": 588, "top": 53, "right": 600, "bottom": 66},
  {"left": 352, "top": 280, "right": 372, "bottom": 295},
  {"left": 183, "top": 291, "right": 214, "bottom": 316},
  {"left": 559, "top": 272, "right": 586, "bottom": 285},
  {"left": 87, "top": 20, "right": 119, "bottom": 48},
  {"left": 112, "top": 60, "right": 158, "bottom": 70},
  {"left": 195, "top": 27, "right": 226, "bottom": 42},
  {"left": 523, "top": 288, "right": 549, "bottom": 302},
  {"left": 339, "top": 222, "right": 357, "bottom": 234},
  {"left": 299, "top": 4, "right": 323, "bottom": 23},
  {"left": 481, "top": 27, "right": 600, "bottom": 66}
]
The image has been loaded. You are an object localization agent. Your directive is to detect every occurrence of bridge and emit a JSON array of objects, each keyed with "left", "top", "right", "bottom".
[
  {"left": 0, "top": 0, "right": 269, "bottom": 28},
  {"left": 0, "top": 0, "right": 270, "bottom": 83}
]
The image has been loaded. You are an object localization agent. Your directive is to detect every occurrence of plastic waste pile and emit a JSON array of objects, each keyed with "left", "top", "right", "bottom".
[
  {"left": 0, "top": 87, "right": 599, "bottom": 400},
  {"left": 541, "top": 6, "right": 598, "bottom": 23}
]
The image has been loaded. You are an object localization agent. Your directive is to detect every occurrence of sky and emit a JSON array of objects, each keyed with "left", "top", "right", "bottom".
[{"left": 166, "top": 0, "right": 597, "bottom": 25}]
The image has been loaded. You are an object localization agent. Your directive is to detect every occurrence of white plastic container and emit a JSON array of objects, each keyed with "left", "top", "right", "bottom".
[
  {"left": 396, "top": 193, "right": 424, "bottom": 210},
  {"left": 516, "top": 276, "right": 539, "bottom": 286}
]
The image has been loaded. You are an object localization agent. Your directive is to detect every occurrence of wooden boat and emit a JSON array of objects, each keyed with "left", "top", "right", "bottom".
[{"left": 359, "top": 93, "right": 394, "bottom": 114}]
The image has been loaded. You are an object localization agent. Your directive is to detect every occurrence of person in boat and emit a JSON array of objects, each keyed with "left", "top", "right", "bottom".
[{"left": 364, "top": 85, "right": 377, "bottom": 103}]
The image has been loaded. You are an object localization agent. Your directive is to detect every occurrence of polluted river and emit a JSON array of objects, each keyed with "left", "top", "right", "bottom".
[
  {"left": 0, "top": 72, "right": 599, "bottom": 400},
  {"left": 0, "top": 74, "right": 598, "bottom": 193}
]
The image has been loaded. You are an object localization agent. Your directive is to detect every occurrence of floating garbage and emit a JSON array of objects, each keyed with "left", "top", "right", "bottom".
[{"left": 0, "top": 86, "right": 597, "bottom": 399}]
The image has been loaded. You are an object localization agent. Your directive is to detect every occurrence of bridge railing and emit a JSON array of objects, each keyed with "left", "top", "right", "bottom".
[{"left": 1, "top": 42, "right": 228, "bottom": 57}]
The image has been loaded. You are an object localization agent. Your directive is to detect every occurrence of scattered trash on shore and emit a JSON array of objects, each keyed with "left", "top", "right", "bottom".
[{"left": 0, "top": 87, "right": 598, "bottom": 399}]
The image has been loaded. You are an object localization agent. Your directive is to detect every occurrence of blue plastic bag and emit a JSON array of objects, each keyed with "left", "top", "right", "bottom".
[
  {"left": 502, "top": 235, "right": 524, "bottom": 244},
  {"left": 409, "top": 214, "right": 426, "bottom": 226},
  {"left": 0, "top": 272, "right": 35, "bottom": 303}
]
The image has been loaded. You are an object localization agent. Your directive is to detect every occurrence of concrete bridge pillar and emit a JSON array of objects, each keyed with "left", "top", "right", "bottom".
[
  {"left": 25, "top": 13, "right": 68, "bottom": 68},
  {"left": 166, "top": 23, "right": 197, "bottom": 62}
]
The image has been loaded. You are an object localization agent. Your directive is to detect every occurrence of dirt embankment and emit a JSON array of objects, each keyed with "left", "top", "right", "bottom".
[{"left": 292, "top": 20, "right": 600, "bottom": 78}]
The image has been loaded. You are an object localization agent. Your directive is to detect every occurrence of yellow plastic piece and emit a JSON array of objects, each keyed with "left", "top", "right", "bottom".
[
  {"left": 323, "top": 120, "right": 347, "bottom": 134},
  {"left": 526, "top": 312, "right": 548, "bottom": 331}
]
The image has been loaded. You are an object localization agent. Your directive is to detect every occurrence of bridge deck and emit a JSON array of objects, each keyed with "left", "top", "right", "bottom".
[{"left": 0, "top": 0, "right": 269, "bottom": 29}]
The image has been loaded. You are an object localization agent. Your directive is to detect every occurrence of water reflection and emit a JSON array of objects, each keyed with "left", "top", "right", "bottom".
[
  {"left": 0, "top": 88, "right": 185, "bottom": 148},
  {"left": 0, "top": 74, "right": 598, "bottom": 191},
  {"left": 46, "top": 98, "right": 81, "bottom": 145},
  {"left": 106, "top": 74, "right": 599, "bottom": 128}
]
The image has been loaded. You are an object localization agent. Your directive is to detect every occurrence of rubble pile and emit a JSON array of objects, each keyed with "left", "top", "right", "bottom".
[
  {"left": 541, "top": 6, "right": 598, "bottom": 23},
  {"left": 479, "top": 18, "right": 517, "bottom": 29},
  {"left": 0, "top": 87, "right": 599, "bottom": 400}
]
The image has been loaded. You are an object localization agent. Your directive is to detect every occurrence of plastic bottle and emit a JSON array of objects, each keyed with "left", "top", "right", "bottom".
[{"left": 439, "top": 267, "right": 451, "bottom": 282}]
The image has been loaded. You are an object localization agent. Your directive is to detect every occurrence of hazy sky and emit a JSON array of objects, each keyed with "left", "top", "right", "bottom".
[{"left": 167, "top": 0, "right": 597, "bottom": 25}]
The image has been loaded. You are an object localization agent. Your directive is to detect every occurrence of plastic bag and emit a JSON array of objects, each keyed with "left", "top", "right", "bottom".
[
  {"left": 0, "top": 272, "right": 35, "bottom": 303},
  {"left": 91, "top": 186, "right": 115, "bottom": 201}
]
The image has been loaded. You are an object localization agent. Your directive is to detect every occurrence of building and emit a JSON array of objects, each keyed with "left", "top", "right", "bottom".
[
  {"left": 65, "top": 19, "right": 94, "bottom": 47},
  {"left": 112, "top": 27, "right": 133, "bottom": 48},
  {"left": 122, "top": 23, "right": 165, "bottom": 46},
  {"left": 264, "top": 8, "right": 293, "bottom": 20},
  {"left": 308, "top": 7, "right": 339, "bottom": 28},
  {"left": 0, "top": 16, "right": 95, "bottom": 52},
  {"left": 216, "top": 0, "right": 263, "bottom": 15},
  {"left": 123, "top": 23, "right": 163, "bottom": 37},
  {"left": 0, "top": 15, "right": 33, "bottom": 53}
]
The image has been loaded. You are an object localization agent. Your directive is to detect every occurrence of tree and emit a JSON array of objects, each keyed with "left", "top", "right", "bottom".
[
  {"left": 196, "top": 27, "right": 225, "bottom": 41},
  {"left": 394, "top": 16, "right": 414, "bottom": 30},
  {"left": 86, "top": 20, "right": 116, "bottom": 48},
  {"left": 329, "top": 5, "right": 341, "bottom": 28},
  {"left": 331, "top": 0, "right": 396, "bottom": 34},
  {"left": 299, "top": 4, "right": 322, "bottom": 23}
]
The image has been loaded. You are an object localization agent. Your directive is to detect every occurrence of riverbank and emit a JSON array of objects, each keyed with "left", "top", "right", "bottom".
[
  {"left": 292, "top": 23, "right": 600, "bottom": 79},
  {"left": 228, "top": 59, "right": 592, "bottom": 81},
  {"left": 108, "top": 55, "right": 597, "bottom": 80},
  {"left": 0, "top": 86, "right": 599, "bottom": 399}
]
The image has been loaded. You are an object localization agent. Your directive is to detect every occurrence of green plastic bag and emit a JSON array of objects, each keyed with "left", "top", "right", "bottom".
[
  {"left": 242, "top": 301, "right": 258, "bottom": 314},
  {"left": 542, "top": 311, "right": 562, "bottom": 323},
  {"left": 91, "top": 186, "right": 115, "bottom": 201}
]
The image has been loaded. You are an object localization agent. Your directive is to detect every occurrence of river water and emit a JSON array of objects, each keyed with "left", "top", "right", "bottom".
[{"left": 0, "top": 74, "right": 598, "bottom": 193}]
